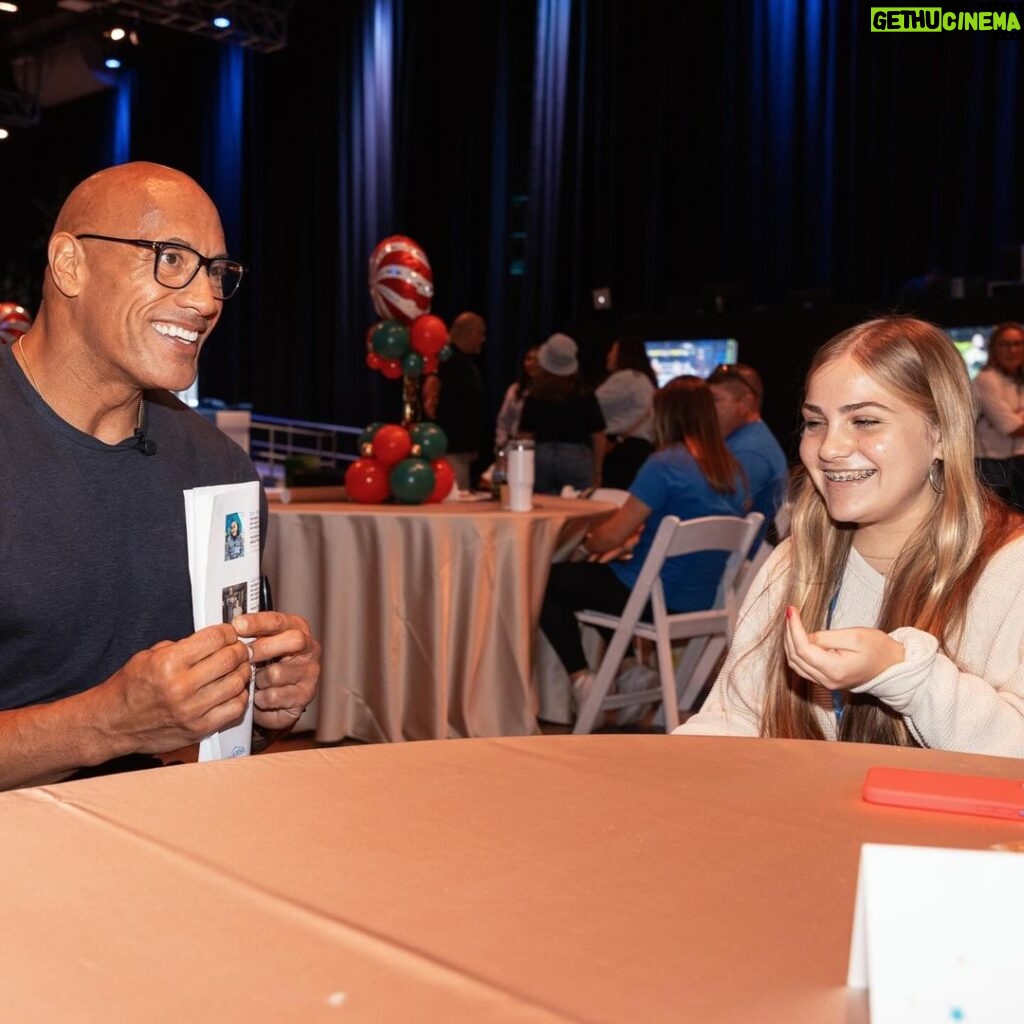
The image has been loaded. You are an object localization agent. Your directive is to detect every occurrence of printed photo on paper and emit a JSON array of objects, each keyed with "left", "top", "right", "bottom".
[
  {"left": 222, "top": 581, "right": 248, "bottom": 623},
  {"left": 225, "top": 511, "right": 245, "bottom": 561}
]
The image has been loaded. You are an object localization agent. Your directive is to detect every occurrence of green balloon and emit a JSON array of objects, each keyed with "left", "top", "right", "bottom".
[
  {"left": 410, "top": 421, "right": 448, "bottom": 459},
  {"left": 389, "top": 457, "right": 435, "bottom": 504},
  {"left": 402, "top": 351, "right": 425, "bottom": 376},
  {"left": 371, "top": 321, "right": 410, "bottom": 360}
]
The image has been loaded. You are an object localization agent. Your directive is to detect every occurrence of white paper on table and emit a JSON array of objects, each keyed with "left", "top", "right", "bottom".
[
  {"left": 183, "top": 480, "right": 261, "bottom": 761},
  {"left": 847, "top": 843, "right": 1024, "bottom": 1023}
]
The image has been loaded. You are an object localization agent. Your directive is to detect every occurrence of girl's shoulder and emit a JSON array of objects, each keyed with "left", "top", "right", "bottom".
[
  {"left": 762, "top": 536, "right": 793, "bottom": 578},
  {"left": 980, "top": 531, "right": 1024, "bottom": 579}
]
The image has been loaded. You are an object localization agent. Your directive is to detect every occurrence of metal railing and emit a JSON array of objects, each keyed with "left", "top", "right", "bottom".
[{"left": 249, "top": 414, "right": 362, "bottom": 482}]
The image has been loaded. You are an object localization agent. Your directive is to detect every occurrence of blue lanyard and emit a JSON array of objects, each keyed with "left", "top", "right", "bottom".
[{"left": 826, "top": 589, "right": 844, "bottom": 728}]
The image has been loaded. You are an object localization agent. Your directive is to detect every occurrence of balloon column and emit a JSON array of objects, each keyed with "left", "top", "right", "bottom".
[
  {"left": 345, "top": 421, "right": 456, "bottom": 505},
  {"left": 0, "top": 303, "right": 31, "bottom": 346},
  {"left": 348, "top": 236, "right": 456, "bottom": 504}
]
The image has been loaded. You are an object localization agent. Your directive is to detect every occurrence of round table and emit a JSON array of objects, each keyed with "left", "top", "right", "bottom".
[
  {"left": 264, "top": 495, "right": 614, "bottom": 742},
  {"left": 4, "top": 734, "right": 1022, "bottom": 1021}
]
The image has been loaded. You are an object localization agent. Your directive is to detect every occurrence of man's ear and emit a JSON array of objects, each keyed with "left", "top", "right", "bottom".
[{"left": 48, "top": 232, "right": 85, "bottom": 297}]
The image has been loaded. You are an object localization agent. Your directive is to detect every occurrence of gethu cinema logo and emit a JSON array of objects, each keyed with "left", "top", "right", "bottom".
[{"left": 871, "top": 8, "right": 1022, "bottom": 31}]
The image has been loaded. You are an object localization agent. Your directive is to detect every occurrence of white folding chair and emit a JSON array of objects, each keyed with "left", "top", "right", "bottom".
[
  {"left": 662, "top": 532, "right": 772, "bottom": 719},
  {"left": 572, "top": 512, "right": 763, "bottom": 734}
]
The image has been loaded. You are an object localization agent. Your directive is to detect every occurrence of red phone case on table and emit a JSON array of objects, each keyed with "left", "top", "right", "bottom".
[{"left": 863, "top": 766, "right": 1024, "bottom": 821}]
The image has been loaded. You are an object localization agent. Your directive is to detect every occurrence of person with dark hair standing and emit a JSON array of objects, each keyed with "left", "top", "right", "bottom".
[
  {"left": 680, "top": 317, "right": 1024, "bottom": 756},
  {"left": 973, "top": 321, "right": 1024, "bottom": 511},
  {"left": 538, "top": 376, "right": 747, "bottom": 714},
  {"left": 518, "top": 333, "right": 606, "bottom": 494},
  {"left": 595, "top": 336, "right": 657, "bottom": 489}
]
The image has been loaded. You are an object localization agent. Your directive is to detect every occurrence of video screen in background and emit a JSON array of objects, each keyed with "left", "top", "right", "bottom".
[
  {"left": 644, "top": 338, "right": 739, "bottom": 389},
  {"left": 945, "top": 325, "right": 995, "bottom": 381}
]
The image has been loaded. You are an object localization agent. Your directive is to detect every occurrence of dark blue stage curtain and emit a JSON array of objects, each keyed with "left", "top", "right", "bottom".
[
  {"left": 2, "top": 0, "right": 1021, "bottom": 426},
  {"left": 520, "top": 0, "right": 572, "bottom": 345},
  {"left": 108, "top": 71, "right": 135, "bottom": 167},
  {"left": 205, "top": 45, "right": 244, "bottom": 261},
  {"left": 234, "top": 0, "right": 1024, "bottom": 422}
]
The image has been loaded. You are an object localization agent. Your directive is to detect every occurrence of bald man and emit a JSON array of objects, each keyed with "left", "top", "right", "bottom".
[
  {"left": 422, "top": 311, "right": 488, "bottom": 490},
  {"left": 0, "top": 162, "right": 320, "bottom": 789}
]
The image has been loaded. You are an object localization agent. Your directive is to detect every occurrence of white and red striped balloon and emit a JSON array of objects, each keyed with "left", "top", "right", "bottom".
[
  {"left": 0, "top": 303, "right": 31, "bottom": 346},
  {"left": 368, "top": 235, "right": 433, "bottom": 325}
]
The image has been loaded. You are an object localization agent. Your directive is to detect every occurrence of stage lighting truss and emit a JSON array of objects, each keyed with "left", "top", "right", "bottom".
[
  {"left": 99, "top": 1, "right": 294, "bottom": 53},
  {"left": 100, "top": 21, "right": 140, "bottom": 68}
]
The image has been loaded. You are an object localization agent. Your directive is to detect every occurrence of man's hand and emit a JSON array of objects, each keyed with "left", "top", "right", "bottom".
[
  {"left": 783, "top": 606, "right": 904, "bottom": 691},
  {"left": 231, "top": 612, "right": 321, "bottom": 732},
  {"left": 99, "top": 624, "right": 253, "bottom": 755}
]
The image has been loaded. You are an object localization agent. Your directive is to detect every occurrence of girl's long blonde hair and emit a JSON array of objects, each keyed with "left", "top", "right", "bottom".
[{"left": 757, "top": 317, "right": 1023, "bottom": 744}]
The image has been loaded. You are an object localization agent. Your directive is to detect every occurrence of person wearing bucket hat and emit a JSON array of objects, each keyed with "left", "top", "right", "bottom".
[
  {"left": 518, "top": 333, "right": 606, "bottom": 494},
  {"left": 537, "top": 333, "right": 578, "bottom": 376}
]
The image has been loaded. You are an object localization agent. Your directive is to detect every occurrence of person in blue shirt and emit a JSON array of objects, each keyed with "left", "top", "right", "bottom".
[
  {"left": 538, "top": 375, "right": 748, "bottom": 713},
  {"left": 706, "top": 363, "right": 789, "bottom": 545}
]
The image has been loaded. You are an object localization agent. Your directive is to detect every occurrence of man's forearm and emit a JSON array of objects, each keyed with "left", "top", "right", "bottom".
[{"left": 0, "top": 687, "right": 125, "bottom": 790}]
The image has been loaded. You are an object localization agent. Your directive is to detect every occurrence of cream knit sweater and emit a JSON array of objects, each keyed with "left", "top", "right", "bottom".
[{"left": 676, "top": 536, "right": 1024, "bottom": 755}]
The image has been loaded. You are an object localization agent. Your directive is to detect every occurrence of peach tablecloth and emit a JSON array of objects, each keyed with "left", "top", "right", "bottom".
[
  {"left": 3, "top": 735, "right": 1022, "bottom": 1022},
  {"left": 264, "top": 496, "right": 613, "bottom": 742}
]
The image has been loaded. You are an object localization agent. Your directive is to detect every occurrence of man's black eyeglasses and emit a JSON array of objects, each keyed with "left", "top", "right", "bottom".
[
  {"left": 708, "top": 363, "right": 761, "bottom": 401},
  {"left": 75, "top": 234, "right": 246, "bottom": 300}
]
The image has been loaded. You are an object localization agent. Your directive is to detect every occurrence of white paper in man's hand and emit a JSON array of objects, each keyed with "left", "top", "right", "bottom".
[{"left": 183, "top": 480, "right": 261, "bottom": 760}]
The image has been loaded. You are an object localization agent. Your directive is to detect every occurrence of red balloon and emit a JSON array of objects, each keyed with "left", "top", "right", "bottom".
[
  {"left": 409, "top": 314, "right": 448, "bottom": 356},
  {"left": 373, "top": 424, "right": 413, "bottom": 467},
  {"left": 345, "top": 458, "right": 391, "bottom": 503},
  {"left": 422, "top": 354, "right": 440, "bottom": 375},
  {"left": 426, "top": 457, "right": 456, "bottom": 503},
  {"left": 366, "top": 352, "right": 382, "bottom": 370},
  {"left": 379, "top": 357, "right": 403, "bottom": 379}
]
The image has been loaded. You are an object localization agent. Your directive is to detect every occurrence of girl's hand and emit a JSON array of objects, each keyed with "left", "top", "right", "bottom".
[{"left": 783, "top": 605, "right": 904, "bottom": 690}]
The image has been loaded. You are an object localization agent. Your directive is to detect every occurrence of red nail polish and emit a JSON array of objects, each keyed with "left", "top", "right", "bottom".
[{"left": 785, "top": 606, "right": 793, "bottom": 620}]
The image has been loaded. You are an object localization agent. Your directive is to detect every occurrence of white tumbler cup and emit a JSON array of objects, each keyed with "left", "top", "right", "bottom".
[{"left": 506, "top": 439, "right": 535, "bottom": 512}]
